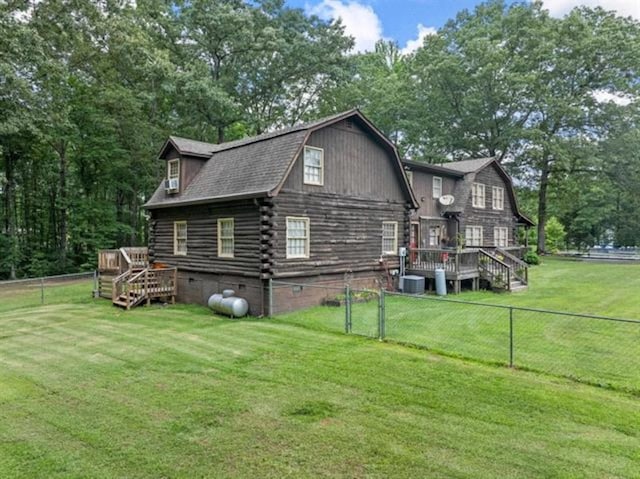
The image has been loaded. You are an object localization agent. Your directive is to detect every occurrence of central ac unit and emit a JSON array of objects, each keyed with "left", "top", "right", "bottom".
[{"left": 165, "top": 178, "right": 179, "bottom": 192}]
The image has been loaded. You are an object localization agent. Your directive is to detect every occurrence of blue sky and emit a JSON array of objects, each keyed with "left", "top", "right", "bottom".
[{"left": 285, "top": 0, "right": 640, "bottom": 53}]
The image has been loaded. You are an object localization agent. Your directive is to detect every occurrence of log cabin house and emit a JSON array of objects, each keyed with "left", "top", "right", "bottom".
[
  {"left": 97, "top": 110, "right": 535, "bottom": 311},
  {"left": 138, "top": 109, "right": 417, "bottom": 314},
  {"left": 403, "top": 157, "right": 535, "bottom": 293}
]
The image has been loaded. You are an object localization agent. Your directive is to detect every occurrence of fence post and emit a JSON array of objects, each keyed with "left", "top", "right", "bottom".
[
  {"left": 378, "top": 288, "right": 386, "bottom": 340},
  {"left": 93, "top": 270, "right": 98, "bottom": 297},
  {"left": 345, "top": 284, "right": 351, "bottom": 334},
  {"left": 268, "top": 278, "right": 273, "bottom": 318},
  {"left": 41, "top": 277, "right": 44, "bottom": 304},
  {"left": 509, "top": 307, "right": 514, "bottom": 368}
]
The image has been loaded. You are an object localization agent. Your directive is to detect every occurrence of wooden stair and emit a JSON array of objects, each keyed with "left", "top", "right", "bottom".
[
  {"left": 478, "top": 249, "right": 529, "bottom": 292},
  {"left": 98, "top": 247, "right": 177, "bottom": 310}
]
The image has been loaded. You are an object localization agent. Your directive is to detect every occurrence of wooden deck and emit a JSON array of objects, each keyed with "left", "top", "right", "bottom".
[
  {"left": 98, "top": 247, "right": 177, "bottom": 309},
  {"left": 407, "top": 247, "right": 529, "bottom": 293}
]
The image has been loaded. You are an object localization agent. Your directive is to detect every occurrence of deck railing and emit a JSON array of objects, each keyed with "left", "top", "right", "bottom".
[
  {"left": 409, "top": 249, "right": 479, "bottom": 273},
  {"left": 112, "top": 266, "right": 177, "bottom": 309}
]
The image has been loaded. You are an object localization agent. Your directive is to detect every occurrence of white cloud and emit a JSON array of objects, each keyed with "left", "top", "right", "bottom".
[
  {"left": 542, "top": 0, "right": 640, "bottom": 19},
  {"left": 401, "top": 23, "right": 437, "bottom": 55},
  {"left": 308, "top": 0, "right": 384, "bottom": 53}
]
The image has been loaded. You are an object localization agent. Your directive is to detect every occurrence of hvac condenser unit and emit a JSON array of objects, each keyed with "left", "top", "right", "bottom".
[{"left": 400, "top": 275, "right": 425, "bottom": 294}]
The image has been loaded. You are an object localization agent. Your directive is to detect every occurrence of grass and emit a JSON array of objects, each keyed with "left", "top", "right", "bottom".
[
  {"left": 0, "top": 264, "right": 639, "bottom": 477},
  {"left": 276, "top": 257, "right": 640, "bottom": 392}
]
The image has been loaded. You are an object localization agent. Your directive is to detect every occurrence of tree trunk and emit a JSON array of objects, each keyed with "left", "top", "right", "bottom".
[
  {"left": 4, "top": 152, "right": 17, "bottom": 279},
  {"left": 536, "top": 159, "right": 551, "bottom": 254},
  {"left": 217, "top": 125, "right": 225, "bottom": 144},
  {"left": 57, "top": 141, "right": 68, "bottom": 269}
]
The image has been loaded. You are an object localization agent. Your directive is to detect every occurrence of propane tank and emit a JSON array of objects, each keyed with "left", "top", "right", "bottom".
[{"left": 207, "top": 289, "right": 249, "bottom": 318}]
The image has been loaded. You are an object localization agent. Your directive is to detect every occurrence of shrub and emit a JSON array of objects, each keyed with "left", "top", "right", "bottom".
[{"left": 524, "top": 251, "right": 540, "bottom": 265}]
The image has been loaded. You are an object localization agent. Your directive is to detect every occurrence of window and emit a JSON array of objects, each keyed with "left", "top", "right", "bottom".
[
  {"left": 472, "top": 183, "right": 485, "bottom": 208},
  {"left": 217, "top": 218, "right": 234, "bottom": 257},
  {"left": 382, "top": 221, "right": 398, "bottom": 255},
  {"left": 167, "top": 159, "right": 180, "bottom": 180},
  {"left": 405, "top": 170, "right": 413, "bottom": 188},
  {"left": 432, "top": 176, "right": 442, "bottom": 199},
  {"left": 465, "top": 226, "right": 483, "bottom": 247},
  {"left": 303, "top": 146, "right": 323, "bottom": 185},
  {"left": 428, "top": 225, "right": 442, "bottom": 247},
  {"left": 492, "top": 186, "right": 504, "bottom": 210},
  {"left": 174, "top": 221, "right": 187, "bottom": 255},
  {"left": 494, "top": 227, "right": 508, "bottom": 247},
  {"left": 286, "top": 217, "right": 310, "bottom": 258}
]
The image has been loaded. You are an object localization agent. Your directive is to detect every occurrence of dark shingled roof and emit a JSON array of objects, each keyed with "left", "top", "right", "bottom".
[
  {"left": 168, "top": 136, "right": 218, "bottom": 157},
  {"left": 145, "top": 110, "right": 418, "bottom": 210},
  {"left": 440, "top": 157, "right": 495, "bottom": 174}
]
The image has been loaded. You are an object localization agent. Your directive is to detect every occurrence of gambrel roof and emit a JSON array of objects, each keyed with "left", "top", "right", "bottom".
[{"left": 146, "top": 110, "right": 418, "bottom": 209}]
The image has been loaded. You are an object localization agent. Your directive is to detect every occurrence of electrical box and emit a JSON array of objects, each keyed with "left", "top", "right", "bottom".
[{"left": 398, "top": 247, "right": 407, "bottom": 257}]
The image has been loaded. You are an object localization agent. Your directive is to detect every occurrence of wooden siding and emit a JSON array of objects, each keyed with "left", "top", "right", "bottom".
[
  {"left": 162, "top": 145, "right": 206, "bottom": 197},
  {"left": 271, "top": 190, "right": 410, "bottom": 277},
  {"left": 409, "top": 169, "right": 457, "bottom": 218},
  {"left": 149, "top": 200, "right": 261, "bottom": 277},
  {"left": 460, "top": 163, "right": 518, "bottom": 246},
  {"left": 282, "top": 120, "right": 406, "bottom": 202}
]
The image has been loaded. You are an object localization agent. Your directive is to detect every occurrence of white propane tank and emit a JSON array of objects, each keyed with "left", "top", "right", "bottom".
[{"left": 207, "top": 290, "right": 249, "bottom": 318}]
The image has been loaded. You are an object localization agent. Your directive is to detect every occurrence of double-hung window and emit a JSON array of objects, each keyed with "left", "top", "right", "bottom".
[
  {"left": 217, "top": 218, "right": 234, "bottom": 257},
  {"left": 405, "top": 170, "right": 413, "bottom": 188},
  {"left": 382, "top": 221, "right": 398, "bottom": 255},
  {"left": 303, "top": 146, "right": 323, "bottom": 185},
  {"left": 492, "top": 186, "right": 504, "bottom": 210},
  {"left": 494, "top": 227, "right": 508, "bottom": 247},
  {"left": 286, "top": 217, "right": 310, "bottom": 258},
  {"left": 432, "top": 176, "right": 442, "bottom": 199},
  {"left": 472, "top": 183, "right": 485, "bottom": 208},
  {"left": 174, "top": 221, "right": 187, "bottom": 255},
  {"left": 465, "top": 226, "right": 483, "bottom": 247}
]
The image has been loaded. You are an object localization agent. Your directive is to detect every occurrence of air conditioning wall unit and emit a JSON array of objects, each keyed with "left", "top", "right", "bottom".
[{"left": 165, "top": 178, "right": 179, "bottom": 193}]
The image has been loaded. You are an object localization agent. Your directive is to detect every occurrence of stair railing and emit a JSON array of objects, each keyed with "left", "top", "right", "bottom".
[
  {"left": 112, "top": 270, "right": 132, "bottom": 304},
  {"left": 496, "top": 248, "right": 528, "bottom": 285},
  {"left": 478, "top": 249, "right": 511, "bottom": 291}
]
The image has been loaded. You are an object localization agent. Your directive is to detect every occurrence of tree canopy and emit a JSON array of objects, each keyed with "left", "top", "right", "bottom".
[{"left": 1, "top": 0, "right": 639, "bottom": 279}]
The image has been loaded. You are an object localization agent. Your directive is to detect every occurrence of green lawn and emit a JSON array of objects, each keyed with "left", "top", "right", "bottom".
[
  {"left": 1, "top": 265, "right": 640, "bottom": 477},
  {"left": 276, "top": 257, "right": 640, "bottom": 392}
]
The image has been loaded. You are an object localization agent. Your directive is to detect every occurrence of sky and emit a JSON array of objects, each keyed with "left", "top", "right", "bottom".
[{"left": 285, "top": 0, "right": 640, "bottom": 53}]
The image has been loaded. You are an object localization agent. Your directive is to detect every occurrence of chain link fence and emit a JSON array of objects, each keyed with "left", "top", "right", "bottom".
[
  {"left": 0, "top": 272, "right": 96, "bottom": 313},
  {"left": 271, "top": 281, "right": 640, "bottom": 393}
]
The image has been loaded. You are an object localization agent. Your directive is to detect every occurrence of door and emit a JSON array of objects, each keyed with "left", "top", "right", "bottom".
[{"left": 428, "top": 225, "right": 443, "bottom": 247}]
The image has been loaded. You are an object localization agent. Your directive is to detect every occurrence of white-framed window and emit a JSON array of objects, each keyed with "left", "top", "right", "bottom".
[
  {"left": 174, "top": 221, "right": 187, "bottom": 256},
  {"left": 167, "top": 159, "right": 180, "bottom": 181},
  {"left": 405, "top": 170, "right": 413, "bottom": 188},
  {"left": 494, "top": 227, "right": 508, "bottom": 247},
  {"left": 492, "top": 186, "right": 504, "bottom": 210},
  {"left": 472, "top": 183, "right": 485, "bottom": 208},
  {"left": 303, "top": 146, "right": 323, "bottom": 185},
  {"left": 382, "top": 221, "right": 398, "bottom": 255},
  {"left": 217, "top": 218, "right": 234, "bottom": 258},
  {"left": 465, "top": 225, "right": 483, "bottom": 247},
  {"left": 432, "top": 176, "right": 442, "bottom": 199},
  {"left": 286, "top": 217, "right": 310, "bottom": 258}
]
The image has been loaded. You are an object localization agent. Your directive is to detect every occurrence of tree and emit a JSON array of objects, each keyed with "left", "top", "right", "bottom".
[{"left": 407, "top": 1, "right": 640, "bottom": 253}]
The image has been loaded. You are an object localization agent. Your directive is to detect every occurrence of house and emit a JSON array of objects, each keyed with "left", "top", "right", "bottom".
[
  {"left": 402, "top": 157, "right": 534, "bottom": 292},
  {"left": 139, "top": 110, "right": 418, "bottom": 315}
]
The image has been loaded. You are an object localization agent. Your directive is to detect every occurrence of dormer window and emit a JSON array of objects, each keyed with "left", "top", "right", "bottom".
[
  {"left": 303, "top": 146, "right": 323, "bottom": 186},
  {"left": 166, "top": 159, "right": 180, "bottom": 193}
]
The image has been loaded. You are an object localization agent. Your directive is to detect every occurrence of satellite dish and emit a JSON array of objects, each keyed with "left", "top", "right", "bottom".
[{"left": 439, "top": 195, "right": 455, "bottom": 206}]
